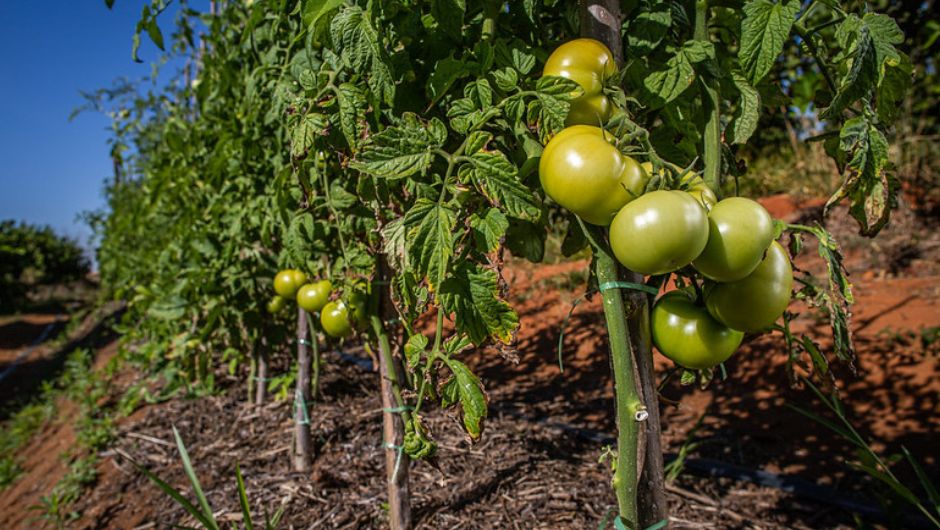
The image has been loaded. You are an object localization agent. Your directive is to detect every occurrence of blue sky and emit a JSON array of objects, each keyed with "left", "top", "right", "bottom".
[{"left": 0, "top": 1, "right": 201, "bottom": 262}]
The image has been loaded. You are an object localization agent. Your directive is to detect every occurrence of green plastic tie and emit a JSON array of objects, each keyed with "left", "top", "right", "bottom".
[
  {"left": 297, "top": 338, "right": 313, "bottom": 346},
  {"left": 598, "top": 280, "right": 660, "bottom": 296},
  {"left": 294, "top": 388, "right": 311, "bottom": 425},
  {"left": 383, "top": 406, "right": 414, "bottom": 413}
]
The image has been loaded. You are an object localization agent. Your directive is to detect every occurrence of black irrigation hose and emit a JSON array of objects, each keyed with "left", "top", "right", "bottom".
[
  {"left": 329, "top": 347, "right": 935, "bottom": 529},
  {"left": 0, "top": 315, "right": 63, "bottom": 384}
]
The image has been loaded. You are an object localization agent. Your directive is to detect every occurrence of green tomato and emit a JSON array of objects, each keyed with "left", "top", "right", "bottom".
[
  {"left": 290, "top": 269, "right": 307, "bottom": 288},
  {"left": 274, "top": 269, "right": 305, "bottom": 298},
  {"left": 609, "top": 190, "right": 709, "bottom": 275},
  {"left": 680, "top": 173, "right": 718, "bottom": 210},
  {"left": 565, "top": 93, "right": 611, "bottom": 126},
  {"left": 296, "top": 280, "right": 332, "bottom": 313},
  {"left": 539, "top": 125, "right": 647, "bottom": 225},
  {"left": 651, "top": 291, "right": 744, "bottom": 370},
  {"left": 693, "top": 197, "right": 774, "bottom": 282},
  {"left": 705, "top": 241, "right": 793, "bottom": 332},
  {"left": 543, "top": 38, "right": 616, "bottom": 98},
  {"left": 320, "top": 300, "right": 354, "bottom": 338},
  {"left": 267, "top": 295, "right": 287, "bottom": 314}
]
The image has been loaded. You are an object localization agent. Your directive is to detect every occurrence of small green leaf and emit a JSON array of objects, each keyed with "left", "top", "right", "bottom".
[
  {"left": 427, "top": 57, "right": 469, "bottom": 104},
  {"left": 492, "top": 67, "right": 519, "bottom": 91},
  {"left": 404, "top": 334, "right": 429, "bottom": 370},
  {"left": 290, "top": 113, "right": 327, "bottom": 158},
  {"left": 642, "top": 40, "right": 715, "bottom": 106},
  {"left": 302, "top": 0, "right": 345, "bottom": 28},
  {"left": 504, "top": 219, "right": 545, "bottom": 263},
  {"left": 825, "top": 115, "right": 893, "bottom": 235},
  {"left": 336, "top": 83, "right": 367, "bottom": 150}
]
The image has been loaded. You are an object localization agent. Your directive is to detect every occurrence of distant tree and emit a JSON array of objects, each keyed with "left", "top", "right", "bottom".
[{"left": 0, "top": 220, "right": 91, "bottom": 312}]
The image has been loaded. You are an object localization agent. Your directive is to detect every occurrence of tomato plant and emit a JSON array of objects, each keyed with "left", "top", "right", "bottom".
[{"left": 90, "top": 0, "right": 912, "bottom": 527}]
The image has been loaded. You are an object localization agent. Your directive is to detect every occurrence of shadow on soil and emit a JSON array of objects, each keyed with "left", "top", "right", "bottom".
[{"left": 466, "top": 301, "right": 938, "bottom": 529}]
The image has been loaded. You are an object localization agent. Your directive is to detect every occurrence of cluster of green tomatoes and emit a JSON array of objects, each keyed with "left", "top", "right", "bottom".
[
  {"left": 541, "top": 39, "right": 793, "bottom": 370},
  {"left": 268, "top": 269, "right": 366, "bottom": 338}
]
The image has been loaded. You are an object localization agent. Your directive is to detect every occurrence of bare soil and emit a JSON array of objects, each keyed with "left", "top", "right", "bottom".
[{"left": 0, "top": 196, "right": 937, "bottom": 529}]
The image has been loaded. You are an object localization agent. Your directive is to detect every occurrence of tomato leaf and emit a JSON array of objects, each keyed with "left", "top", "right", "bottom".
[
  {"left": 352, "top": 114, "right": 446, "bottom": 179},
  {"left": 626, "top": 0, "right": 672, "bottom": 56},
  {"left": 460, "top": 151, "right": 541, "bottom": 221},
  {"left": 431, "top": 0, "right": 466, "bottom": 40},
  {"left": 727, "top": 70, "right": 760, "bottom": 145},
  {"left": 404, "top": 334, "right": 429, "bottom": 370},
  {"left": 825, "top": 115, "right": 894, "bottom": 235},
  {"left": 442, "top": 357, "right": 488, "bottom": 439},
  {"left": 642, "top": 40, "right": 715, "bottom": 107},
  {"left": 822, "top": 13, "right": 905, "bottom": 119},
  {"left": 739, "top": 0, "right": 800, "bottom": 85},
  {"left": 440, "top": 262, "right": 518, "bottom": 345},
  {"left": 404, "top": 199, "right": 457, "bottom": 291},
  {"left": 330, "top": 6, "right": 395, "bottom": 105},
  {"left": 470, "top": 209, "right": 509, "bottom": 253}
]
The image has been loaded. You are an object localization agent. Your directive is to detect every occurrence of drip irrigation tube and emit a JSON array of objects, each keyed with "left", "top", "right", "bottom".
[{"left": 0, "top": 316, "right": 63, "bottom": 384}]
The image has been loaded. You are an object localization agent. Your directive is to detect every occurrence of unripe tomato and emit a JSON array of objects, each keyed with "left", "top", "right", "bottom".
[
  {"left": 705, "top": 241, "right": 793, "bottom": 332},
  {"left": 651, "top": 291, "right": 743, "bottom": 370},
  {"left": 680, "top": 173, "right": 718, "bottom": 210},
  {"left": 274, "top": 269, "right": 306, "bottom": 298},
  {"left": 289, "top": 269, "right": 308, "bottom": 288},
  {"left": 296, "top": 280, "right": 332, "bottom": 313},
  {"left": 609, "top": 190, "right": 709, "bottom": 275},
  {"left": 544, "top": 39, "right": 617, "bottom": 126},
  {"left": 544, "top": 38, "right": 616, "bottom": 97},
  {"left": 346, "top": 291, "right": 368, "bottom": 324},
  {"left": 565, "top": 93, "right": 611, "bottom": 126},
  {"left": 267, "top": 295, "right": 287, "bottom": 314},
  {"left": 540, "top": 126, "right": 647, "bottom": 225},
  {"left": 693, "top": 197, "right": 774, "bottom": 281},
  {"left": 320, "top": 300, "right": 354, "bottom": 338}
]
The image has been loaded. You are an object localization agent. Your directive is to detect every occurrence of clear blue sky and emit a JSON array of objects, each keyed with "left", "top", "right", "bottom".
[{"left": 0, "top": 1, "right": 203, "bottom": 262}]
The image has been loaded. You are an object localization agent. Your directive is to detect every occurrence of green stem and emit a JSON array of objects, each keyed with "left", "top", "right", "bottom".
[
  {"left": 481, "top": 1, "right": 499, "bottom": 40},
  {"left": 307, "top": 316, "right": 321, "bottom": 400},
  {"left": 412, "top": 309, "right": 445, "bottom": 416},
  {"left": 592, "top": 233, "right": 641, "bottom": 527},
  {"left": 695, "top": 0, "right": 721, "bottom": 196},
  {"left": 370, "top": 312, "right": 411, "bottom": 427}
]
